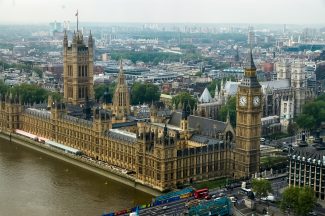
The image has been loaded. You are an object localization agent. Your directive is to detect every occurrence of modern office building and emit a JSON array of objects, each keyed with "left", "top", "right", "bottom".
[{"left": 288, "top": 133, "right": 325, "bottom": 200}]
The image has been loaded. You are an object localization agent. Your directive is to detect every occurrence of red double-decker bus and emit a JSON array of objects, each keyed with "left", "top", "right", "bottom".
[{"left": 194, "top": 188, "right": 209, "bottom": 199}]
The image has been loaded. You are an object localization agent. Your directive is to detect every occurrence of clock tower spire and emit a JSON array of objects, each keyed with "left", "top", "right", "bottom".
[{"left": 234, "top": 48, "right": 262, "bottom": 178}]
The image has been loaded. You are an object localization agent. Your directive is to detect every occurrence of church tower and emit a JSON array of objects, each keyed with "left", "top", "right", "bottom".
[
  {"left": 235, "top": 49, "right": 262, "bottom": 178},
  {"left": 291, "top": 60, "right": 306, "bottom": 115},
  {"left": 112, "top": 60, "right": 130, "bottom": 120},
  {"left": 63, "top": 28, "right": 94, "bottom": 105}
]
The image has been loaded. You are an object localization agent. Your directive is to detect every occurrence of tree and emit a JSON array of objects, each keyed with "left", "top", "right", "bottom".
[
  {"left": 0, "top": 80, "right": 9, "bottom": 95},
  {"left": 316, "top": 93, "right": 325, "bottom": 102},
  {"left": 280, "top": 187, "right": 300, "bottom": 215},
  {"left": 251, "top": 179, "right": 272, "bottom": 198},
  {"left": 219, "top": 96, "right": 236, "bottom": 127},
  {"left": 207, "top": 80, "right": 218, "bottom": 98},
  {"left": 296, "top": 94, "right": 325, "bottom": 130},
  {"left": 172, "top": 92, "right": 196, "bottom": 110},
  {"left": 110, "top": 51, "right": 181, "bottom": 65},
  {"left": 296, "top": 187, "right": 317, "bottom": 216},
  {"left": 11, "top": 83, "right": 48, "bottom": 104},
  {"left": 33, "top": 67, "right": 43, "bottom": 78},
  {"left": 287, "top": 121, "right": 298, "bottom": 136},
  {"left": 195, "top": 71, "right": 203, "bottom": 77},
  {"left": 130, "top": 82, "right": 160, "bottom": 105},
  {"left": 94, "top": 83, "right": 116, "bottom": 101},
  {"left": 296, "top": 114, "right": 316, "bottom": 130},
  {"left": 49, "top": 92, "right": 63, "bottom": 102},
  {"left": 280, "top": 186, "right": 316, "bottom": 216}
]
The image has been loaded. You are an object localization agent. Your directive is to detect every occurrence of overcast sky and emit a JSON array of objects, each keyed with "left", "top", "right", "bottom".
[{"left": 0, "top": 0, "right": 325, "bottom": 24}]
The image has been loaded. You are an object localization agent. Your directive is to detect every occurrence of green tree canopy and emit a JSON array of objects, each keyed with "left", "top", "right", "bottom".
[
  {"left": 0, "top": 81, "right": 9, "bottom": 95},
  {"left": 94, "top": 83, "right": 116, "bottom": 102},
  {"left": 280, "top": 186, "right": 316, "bottom": 216},
  {"left": 49, "top": 91, "right": 63, "bottom": 102},
  {"left": 0, "top": 82, "right": 62, "bottom": 104},
  {"left": 296, "top": 94, "right": 325, "bottom": 130},
  {"left": 219, "top": 96, "right": 236, "bottom": 127},
  {"left": 172, "top": 92, "right": 197, "bottom": 110},
  {"left": 110, "top": 51, "right": 181, "bottom": 65},
  {"left": 130, "top": 82, "right": 160, "bottom": 105},
  {"left": 195, "top": 71, "right": 203, "bottom": 77},
  {"left": 11, "top": 83, "right": 48, "bottom": 104},
  {"left": 287, "top": 121, "right": 299, "bottom": 136},
  {"left": 251, "top": 179, "right": 272, "bottom": 198}
]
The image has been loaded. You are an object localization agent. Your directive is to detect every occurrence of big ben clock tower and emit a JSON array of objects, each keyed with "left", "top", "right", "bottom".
[{"left": 235, "top": 49, "right": 262, "bottom": 179}]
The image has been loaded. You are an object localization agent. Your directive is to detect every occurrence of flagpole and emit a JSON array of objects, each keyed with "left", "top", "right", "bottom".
[{"left": 76, "top": 10, "right": 79, "bottom": 32}]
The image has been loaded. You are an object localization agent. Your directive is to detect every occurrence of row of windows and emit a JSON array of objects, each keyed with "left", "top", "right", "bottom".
[
  {"left": 67, "top": 65, "right": 88, "bottom": 77},
  {"left": 78, "top": 86, "right": 88, "bottom": 99}
]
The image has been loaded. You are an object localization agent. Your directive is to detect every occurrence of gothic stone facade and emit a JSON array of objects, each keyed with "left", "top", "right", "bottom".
[{"left": 0, "top": 94, "right": 236, "bottom": 191}]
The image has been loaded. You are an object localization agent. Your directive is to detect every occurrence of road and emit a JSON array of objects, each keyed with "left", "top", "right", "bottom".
[
  {"left": 139, "top": 198, "right": 190, "bottom": 216},
  {"left": 122, "top": 176, "right": 325, "bottom": 216}
]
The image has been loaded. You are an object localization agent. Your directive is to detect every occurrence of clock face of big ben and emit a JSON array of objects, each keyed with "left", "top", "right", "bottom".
[
  {"left": 253, "top": 96, "right": 260, "bottom": 107},
  {"left": 239, "top": 96, "right": 247, "bottom": 106}
]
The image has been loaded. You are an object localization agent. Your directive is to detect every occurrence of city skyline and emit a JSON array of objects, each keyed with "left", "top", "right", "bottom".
[{"left": 0, "top": 0, "right": 325, "bottom": 25}]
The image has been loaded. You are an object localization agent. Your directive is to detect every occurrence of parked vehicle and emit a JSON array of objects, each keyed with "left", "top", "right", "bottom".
[{"left": 194, "top": 188, "right": 209, "bottom": 199}]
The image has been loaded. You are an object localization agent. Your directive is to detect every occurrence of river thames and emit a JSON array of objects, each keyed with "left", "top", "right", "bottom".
[{"left": 0, "top": 138, "right": 153, "bottom": 216}]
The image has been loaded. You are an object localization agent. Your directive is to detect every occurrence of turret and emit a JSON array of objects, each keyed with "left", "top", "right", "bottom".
[
  {"left": 181, "top": 100, "right": 191, "bottom": 121},
  {"left": 214, "top": 82, "right": 220, "bottom": 101},
  {"left": 47, "top": 94, "right": 53, "bottom": 110},
  {"left": 51, "top": 101, "right": 66, "bottom": 120},
  {"left": 72, "top": 31, "right": 77, "bottom": 46},
  {"left": 93, "top": 107, "right": 111, "bottom": 133},
  {"left": 5, "top": 92, "right": 22, "bottom": 132},
  {"left": 88, "top": 30, "right": 93, "bottom": 49},
  {"left": 180, "top": 100, "right": 191, "bottom": 140},
  {"left": 63, "top": 30, "right": 68, "bottom": 51},
  {"left": 150, "top": 102, "right": 158, "bottom": 123}
]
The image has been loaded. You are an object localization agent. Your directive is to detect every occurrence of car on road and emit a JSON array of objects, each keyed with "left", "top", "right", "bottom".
[
  {"left": 162, "top": 206, "right": 168, "bottom": 210},
  {"left": 229, "top": 196, "right": 237, "bottom": 203},
  {"left": 261, "top": 195, "right": 275, "bottom": 202}
]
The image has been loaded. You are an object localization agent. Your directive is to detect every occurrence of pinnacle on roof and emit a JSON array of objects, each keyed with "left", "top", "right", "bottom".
[
  {"left": 119, "top": 59, "right": 124, "bottom": 74},
  {"left": 246, "top": 47, "right": 256, "bottom": 70}
]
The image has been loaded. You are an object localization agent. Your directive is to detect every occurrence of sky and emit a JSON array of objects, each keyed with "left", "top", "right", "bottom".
[{"left": 0, "top": 0, "right": 325, "bottom": 25}]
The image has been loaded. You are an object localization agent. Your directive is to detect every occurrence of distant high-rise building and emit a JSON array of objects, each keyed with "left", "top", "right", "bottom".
[
  {"left": 247, "top": 26, "right": 255, "bottom": 46},
  {"left": 283, "top": 24, "right": 286, "bottom": 34}
]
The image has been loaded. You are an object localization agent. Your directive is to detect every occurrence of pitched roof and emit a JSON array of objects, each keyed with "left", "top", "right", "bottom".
[
  {"left": 190, "top": 135, "right": 222, "bottom": 145},
  {"left": 223, "top": 79, "right": 290, "bottom": 96},
  {"left": 199, "top": 88, "right": 213, "bottom": 103},
  {"left": 169, "top": 112, "right": 227, "bottom": 135},
  {"left": 260, "top": 79, "right": 290, "bottom": 91}
]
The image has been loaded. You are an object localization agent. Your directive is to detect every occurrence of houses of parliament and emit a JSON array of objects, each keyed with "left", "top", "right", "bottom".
[{"left": 0, "top": 30, "right": 262, "bottom": 191}]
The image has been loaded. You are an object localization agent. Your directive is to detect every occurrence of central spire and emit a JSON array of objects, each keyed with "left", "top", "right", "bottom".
[
  {"left": 75, "top": 10, "right": 79, "bottom": 32},
  {"left": 246, "top": 47, "right": 256, "bottom": 70}
]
